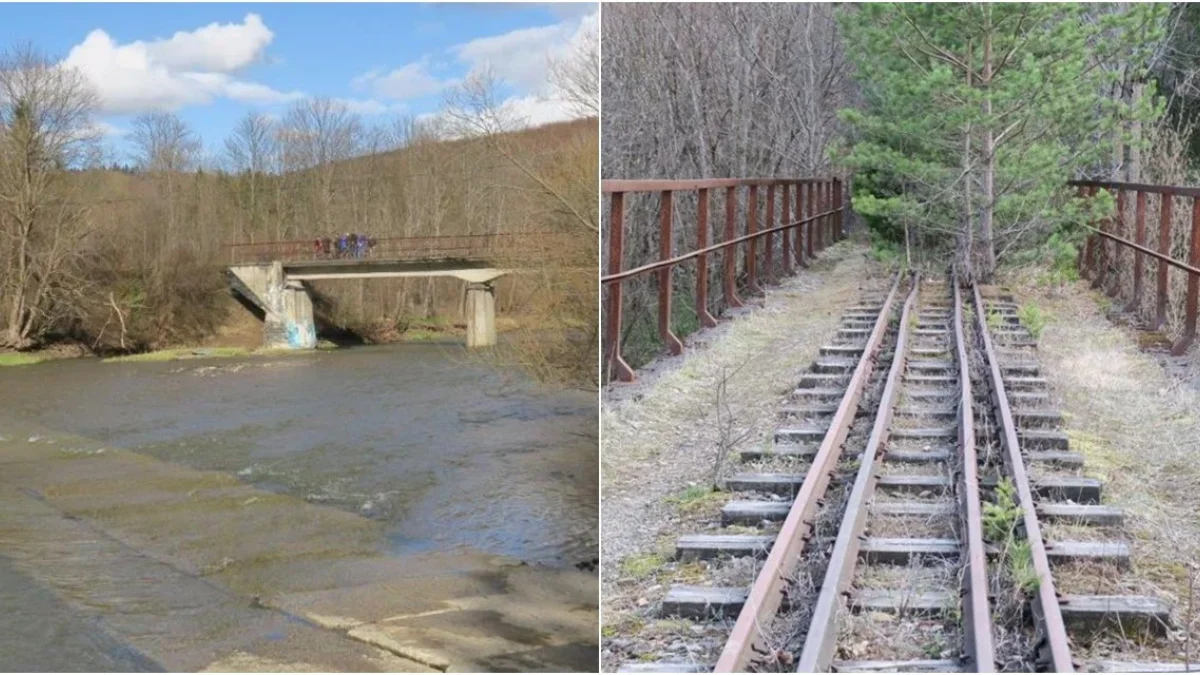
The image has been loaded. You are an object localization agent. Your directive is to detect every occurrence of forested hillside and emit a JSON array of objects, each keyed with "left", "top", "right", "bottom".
[
  {"left": 1, "top": 44, "right": 598, "bottom": 385},
  {"left": 602, "top": 3, "right": 1200, "bottom": 351}
]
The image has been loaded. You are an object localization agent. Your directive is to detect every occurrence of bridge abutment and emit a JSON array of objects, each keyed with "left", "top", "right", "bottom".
[
  {"left": 465, "top": 282, "right": 497, "bottom": 348},
  {"left": 229, "top": 262, "right": 317, "bottom": 350}
]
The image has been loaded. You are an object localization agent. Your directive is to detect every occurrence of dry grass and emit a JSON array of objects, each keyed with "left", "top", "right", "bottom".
[
  {"left": 1007, "top": 273, "right": 1200, "bottom": 661},
  {"left": 867, "top": 513, "right": 955, "bottom": 539}
]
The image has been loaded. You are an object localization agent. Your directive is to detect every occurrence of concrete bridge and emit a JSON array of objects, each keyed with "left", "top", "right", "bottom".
[{"left": 225, "top": 234, "right": 536, "bottom": 349}]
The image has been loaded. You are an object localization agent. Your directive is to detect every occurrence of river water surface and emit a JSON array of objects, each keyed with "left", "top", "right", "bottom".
[{"left": 0, "top": 343, "right": 597, "bottom": 671}]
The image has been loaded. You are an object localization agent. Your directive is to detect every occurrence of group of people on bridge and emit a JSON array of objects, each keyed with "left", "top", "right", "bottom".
[{"left": 313, "top": 233, "right": 376, "bottom": 259}]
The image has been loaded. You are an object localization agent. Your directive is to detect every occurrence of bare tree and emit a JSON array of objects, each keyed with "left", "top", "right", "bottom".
[
  {"left": 278, "top": 97, "right": 363, "bottom": 234},
  {"left": 223, "top": 111, "right": 276, "bottom": 241},
  {"left": 130, "top": 111, "right": 200, "bottom": 173},
  {"left": 549, "top": 24, "right": 599, "bottom": 119},
  {"left": 129, "top": 111, "right": 200, "bottom": 246},
  {"left": 0, "top": 44, "right": 100, "bottom": 348}
]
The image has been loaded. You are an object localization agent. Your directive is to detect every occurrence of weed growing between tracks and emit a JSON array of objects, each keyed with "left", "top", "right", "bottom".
[{"left": 967, "top": 310, "right": 1039, "bottom": 672}]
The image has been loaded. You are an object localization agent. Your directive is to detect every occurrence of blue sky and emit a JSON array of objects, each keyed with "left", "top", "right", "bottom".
[{"left": 0, "top": 2, "right": 596, "bottom": 162}]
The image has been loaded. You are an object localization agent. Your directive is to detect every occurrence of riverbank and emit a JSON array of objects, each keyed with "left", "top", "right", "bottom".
[{"left": 0, "top": 315, "right": 527, "bottom": 368}]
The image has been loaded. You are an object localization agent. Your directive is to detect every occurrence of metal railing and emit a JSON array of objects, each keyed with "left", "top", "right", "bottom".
[
  {"left": 602, "top": 177, "right": 846, "bottom": 382},
  {"left": 222, "top": 232, "right": 556, "bottom": 266},
  {"left": 1072, "top": 180, "right": 1200, "bottom": 354}
]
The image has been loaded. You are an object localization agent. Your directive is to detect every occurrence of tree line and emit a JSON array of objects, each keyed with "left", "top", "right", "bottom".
[{"left": 0, "top": 41, "right": 598, "bottom": 387}]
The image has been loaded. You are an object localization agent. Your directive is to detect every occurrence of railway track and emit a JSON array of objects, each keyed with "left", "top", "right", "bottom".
[{"left": 616, "top": 271, "right": 1195, "bottom": 674}]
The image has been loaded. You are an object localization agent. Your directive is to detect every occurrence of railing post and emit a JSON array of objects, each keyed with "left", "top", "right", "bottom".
[
  {"left": 1083, "top": 186, "right": 1097, "bottom": 278},
  {"left": 605, "top": 192, "right": 634, "bottom": 382},
  {"left": 797, "top": 183, "right": 810, "bottom": 267},
  {"left": 695, "top": 188, "right": 718, "bottom": 328},
  {"left": 834, "top": 177, "right": 844, "bottom": 240},
  {"left": 1127, "top": 189, "right": 1147, "bottom": 313},
  {"left": 1155, "top": 191, "right": 1173, "bottom": 331},
  {"left": 725, "top": 186, "right": 743, "bottom": 309},
  {"left": 1173, "top": 195, "right": 1200, "bottom": 355},
  {"left": 821, "top": 181, "right": 829, "bottom": 249},
  {"left": 807, "top": 183, "right": 817, "bottom": 259},
  {"left": 1107, "top": 187, "right": 1125, "bottom": 298},
  {"left": 746, "top": 185, "right": 762, "bottom": 295},
  {"left": 781, "top": 183, "right": 792, "bottom": 275},
  {"left": 821, "top": 181, "right": 829, "bottom": 245},
  {"left": 1091, "top": 187, "right": 1110, "bottom": 291},
  {"left": 764, "top": 184, "right": 776, "bottom": 285},
  {"left": 658, "top": 191, "right": 683, "bottom": 354}
]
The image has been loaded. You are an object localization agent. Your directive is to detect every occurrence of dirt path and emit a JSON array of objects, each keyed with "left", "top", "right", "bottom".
[
  {"left": 600, "top": 242, "right": 882, "bottom": 666},
  {"left": 1011, "top": 277, "right": 1200, "bottom": 662}
]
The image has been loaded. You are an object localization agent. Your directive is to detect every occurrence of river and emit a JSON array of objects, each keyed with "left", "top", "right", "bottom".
[{"left": 0, "top": 343, "right": 597, "bottom": 671}]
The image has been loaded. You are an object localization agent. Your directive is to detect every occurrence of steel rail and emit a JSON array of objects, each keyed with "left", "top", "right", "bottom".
[
  {"left": 972, "top": 284, "right": 1075, "bottom": 673},
  {"left": 954, "top": 275, "right": 997, "bottom": 672},
  {"left": 713, "top": 273, "right": 904, "bottom": 673},
  {"left": 600, "top": 207, "right": 841, "bottom": 285},
  {"left": 794, "top": 275, "right": 920, "bottom": 672}
]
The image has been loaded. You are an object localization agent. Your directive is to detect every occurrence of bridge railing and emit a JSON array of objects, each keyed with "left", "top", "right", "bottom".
[
  {"left": 602, "top": 177, "right": 846, "bottom": 382},
  {"left": 1073, "top": 179, "right": 1200, "bottom": 354},
  {"left": 223, "top": 232, "right": 552, "bottom": 266}
]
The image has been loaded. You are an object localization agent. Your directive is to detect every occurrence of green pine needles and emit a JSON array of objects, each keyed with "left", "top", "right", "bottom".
[{"left": 836, "top": 3, "right": 1168, "bottom": 281}]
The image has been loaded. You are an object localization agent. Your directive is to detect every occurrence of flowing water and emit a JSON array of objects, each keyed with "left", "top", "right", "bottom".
[{"left": 0, "top": 343, "right": 597, "bottom": 671}]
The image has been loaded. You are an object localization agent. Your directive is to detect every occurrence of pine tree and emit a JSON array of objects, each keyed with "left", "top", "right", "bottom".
[{"left": 837, "top": 3, "right": 1167, "bottom": 281}]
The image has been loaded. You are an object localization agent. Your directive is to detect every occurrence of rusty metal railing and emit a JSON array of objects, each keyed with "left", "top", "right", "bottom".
[
  {"left": 602, "top": 177, "right": 846, "bottom": 382},
  {"left": 222, "top": 232, "right": 558, "bottom": 266},
  {"left": 1073, "top": 180, "right": 1200, "bottom": 354}
]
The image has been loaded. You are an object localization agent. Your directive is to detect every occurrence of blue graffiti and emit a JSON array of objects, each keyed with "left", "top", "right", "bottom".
[{"left": 285, "top": 321, "right": 317, "bottom": 349}]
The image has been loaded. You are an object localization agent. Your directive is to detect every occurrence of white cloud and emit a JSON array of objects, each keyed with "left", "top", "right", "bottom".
[
  {"left": 453, "top": 9, "right": 596, "bottom": 94},
  {"left": 353, "top": 59, "right": 450, "bottom": 101},
  {"left": 498, "top": 94, "right": 579, "bottom": 128},
  {"left": 336, "top": 98, "right": 399, "bottom": 116},
  {"left": 144, "top": 14, "right": 273, "bottom": 73},
  {"left": 62, "top": 14, "right": 298, "bottom": 114},
  {"left": 91, "top": 120, "right": 127, "bottom": 137},
  {"left": 355, "top": 9, "right": 596, "bottom": 128}
]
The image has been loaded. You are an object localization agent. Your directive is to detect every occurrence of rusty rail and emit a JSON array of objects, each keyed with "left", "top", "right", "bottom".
[
  {"left": 972, "top": 284, "right": 1074, "bottom": 672},
  {"left": 712, "top": 273, "right": 900, "bottom": 673},
  {"left": 602, "top": 177, "right": 847, "bottom": 382},
  {"left": 954, "top": 274, "right": 996, "bottom": 672},
  {"left": 222, "top": 232, "right": 555, "bottom": 266},
  {"left": 794, "top": 274, "right": 920, "bottom": 672},
  {"left": 1072, "top": 179, "right": 1200, "bottom": 355}
]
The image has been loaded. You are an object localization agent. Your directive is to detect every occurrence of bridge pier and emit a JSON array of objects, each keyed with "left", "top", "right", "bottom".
[{"left": 465, "top": 282, "right": 497, "bottom": 348}]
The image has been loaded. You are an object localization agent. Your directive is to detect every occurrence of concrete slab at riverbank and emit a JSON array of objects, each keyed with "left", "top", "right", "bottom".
[{"left": 0, "top": 420, "right": 597, "bottom": 672}]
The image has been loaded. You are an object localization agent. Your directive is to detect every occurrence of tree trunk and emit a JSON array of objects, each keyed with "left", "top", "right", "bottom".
[{"left": 978, "top": 18, "right": 998, "bottom": 282}]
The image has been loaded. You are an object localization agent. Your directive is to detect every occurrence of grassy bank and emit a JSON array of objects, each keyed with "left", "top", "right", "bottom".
[{"left": 0, "top": 353, "right": 45, "bottom": 367}]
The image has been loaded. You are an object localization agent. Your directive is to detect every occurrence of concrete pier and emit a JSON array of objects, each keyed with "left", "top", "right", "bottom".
[{"left": 466, "top": 282, "right": 497, "bottom": 348}]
